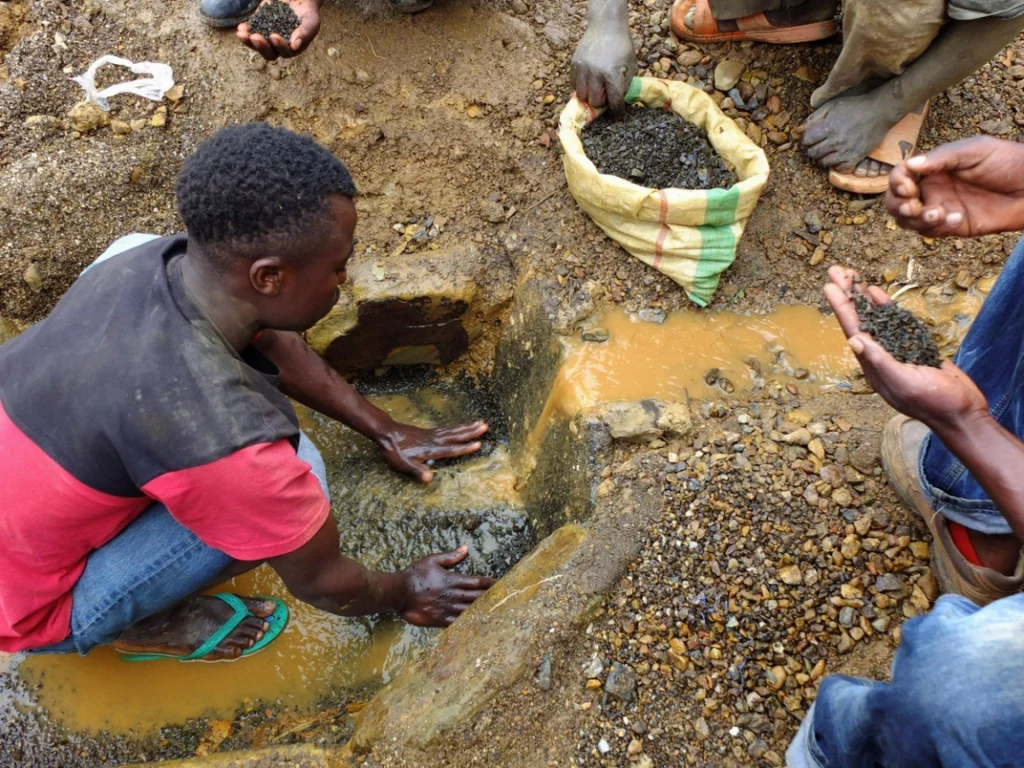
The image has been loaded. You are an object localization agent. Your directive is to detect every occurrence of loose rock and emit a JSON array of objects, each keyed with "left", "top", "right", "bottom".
[
  {"left": 778, "top": 564, "right": 802, "bottom": 585},
  {"left": 714, "top": 59, "right": 745, "bottom": 91},
  {"left": 68, "top": 101, "right": 109, "bottom": 134}
]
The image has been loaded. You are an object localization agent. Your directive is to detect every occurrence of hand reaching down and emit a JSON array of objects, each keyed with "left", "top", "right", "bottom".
[
  {"left": 377, "top": 420, "right": 489, "bottom": 483},
  {"left": 570, "top": 20, "right": 637, "bottom": 114},
  {"left": 400, "top": 546, "right": 496, "bottom": 627}
]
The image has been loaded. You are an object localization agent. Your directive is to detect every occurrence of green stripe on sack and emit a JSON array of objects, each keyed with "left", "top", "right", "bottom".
[
  {"left": 624, "top": 77, "right": 643, "bottom": 105},
  {"left": 702, "top": 186, "right": 740, "bottom": 227},
  {"left": 690, "top": 188, "right": 740, "bottom": 306},
  {"left": 690, "top": 223, "right": 739, "bottom": 307}
]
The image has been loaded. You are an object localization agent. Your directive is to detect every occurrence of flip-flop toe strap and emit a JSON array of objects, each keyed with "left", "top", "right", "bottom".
[{"left": 182, "top": 593, "right": 250, "bottom": 661}]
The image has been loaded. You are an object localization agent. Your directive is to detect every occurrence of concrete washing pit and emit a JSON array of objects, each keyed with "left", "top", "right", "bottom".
[
  {"left": 149, "top": 261, "right": 682, "bottom": 765},
  {"left": 1, "top": 249, "right": 687, "bottom": 767}
]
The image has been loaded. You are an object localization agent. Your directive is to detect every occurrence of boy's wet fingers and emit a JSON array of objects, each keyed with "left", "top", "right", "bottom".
[{"left": 436, "top": 421, "right": 489, "bottom": 442}]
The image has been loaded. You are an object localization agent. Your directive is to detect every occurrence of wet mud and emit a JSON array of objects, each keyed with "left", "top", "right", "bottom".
[
  {"left": 582, "top": 105, "right": 737, "bottom": 190},
  {"left": 855, "top": 294, "right": 942, "bottom": 368},
  {"left": 247, "top": 0, "right": 300, "bottom": 41}
]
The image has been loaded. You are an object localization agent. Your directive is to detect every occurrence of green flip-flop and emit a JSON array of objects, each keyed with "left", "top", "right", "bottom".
[{"left": 119, "top": 593, "right": 288, "bottom": 663}]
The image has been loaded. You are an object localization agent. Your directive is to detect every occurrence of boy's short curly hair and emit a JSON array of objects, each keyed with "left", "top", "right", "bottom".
[{"left": 176, "top": 123, "right": 356, "bottom": 251}]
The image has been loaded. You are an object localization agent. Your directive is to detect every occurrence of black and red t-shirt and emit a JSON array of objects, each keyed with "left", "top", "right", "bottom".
[{"left": 0, "top": 236, "right": 329, "bottom": 652}]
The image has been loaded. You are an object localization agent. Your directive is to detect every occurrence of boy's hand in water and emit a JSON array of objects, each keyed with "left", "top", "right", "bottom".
[
  {"left": 824, "top": 265, "right": 987, "bottom": 431},
  {"left": 377, "top": 420, "right": 489, "bottom": 483},
  {"left": 886, "top": 137, "right": 1024, "bottom": 238},
  {"left": 400, "top": 546, "right": 496, "bottom": 627},
  {"left": 237, "top": 0, "right": 320, "bottom": 61}
]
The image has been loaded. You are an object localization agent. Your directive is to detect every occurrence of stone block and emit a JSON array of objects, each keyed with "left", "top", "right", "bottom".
[
  {"left": 600, "top": 399, "right": 692, "bottom": 442},
  {"left": 349, "top": 524, "right": 593, "bottom": 752},
  {"left": 307, "top": 246, "right": 513, "bottom": 372}
]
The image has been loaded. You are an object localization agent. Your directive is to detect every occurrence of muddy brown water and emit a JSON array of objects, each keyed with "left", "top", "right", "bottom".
[
  {"left": 556, "top": 305, "right": 858, "bottom": 410},
  {"left": 0, "top": 290, "right": 988, "bottom": 746}
]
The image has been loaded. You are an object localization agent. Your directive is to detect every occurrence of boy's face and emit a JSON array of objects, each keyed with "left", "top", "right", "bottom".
[{"left": 258, "top": 195, "right": 357, "bottom": 332}]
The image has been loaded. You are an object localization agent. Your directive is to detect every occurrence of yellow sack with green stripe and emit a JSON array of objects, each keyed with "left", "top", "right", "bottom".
[{"left": 558, "top": 76, "right": 770, "bottom": 307}]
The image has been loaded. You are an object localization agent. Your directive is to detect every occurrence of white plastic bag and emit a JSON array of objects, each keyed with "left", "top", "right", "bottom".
[{"left": 72, "top": 55, "right": 174, "bottom": 112}]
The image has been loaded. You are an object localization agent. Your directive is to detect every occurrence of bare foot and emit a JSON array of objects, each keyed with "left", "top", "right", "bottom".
[
  {"left": 113, "top": 595, "right": 275, "bottom": 660},
  {"left": 802, "top": 88, "right": 902, "bottom": 173}
]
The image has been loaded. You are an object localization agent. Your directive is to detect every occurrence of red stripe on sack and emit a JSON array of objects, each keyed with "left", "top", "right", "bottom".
[{"left": 653, "top": 190, "right": 669, "bottom": 269}]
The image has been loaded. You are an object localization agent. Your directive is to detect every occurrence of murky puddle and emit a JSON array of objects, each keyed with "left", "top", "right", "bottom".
[
  {"left": 532, "top": 286, "right": 989, "bottom": 441},
  {"left": 1, "top": 283, "right": 989, "bottom": 741}
]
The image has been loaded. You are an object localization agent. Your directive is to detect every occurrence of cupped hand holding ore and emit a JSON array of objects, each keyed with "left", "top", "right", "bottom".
[
  {"left": 238, "top": 0, "right": 320, "bottom": 61},
  {"left": 886, "top": 136, "right": 1024, "bottom": 239},
  {"left": 824, "top": 266, "right": 988, "bottom": 431}
]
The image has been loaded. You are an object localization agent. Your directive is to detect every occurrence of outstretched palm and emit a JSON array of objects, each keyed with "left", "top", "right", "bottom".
[
  {"left": 824, "top": 266, "right": 988, "bottom": 428},
  {"left": 238, "top": 0, "right": 320, "bottom": 61}
]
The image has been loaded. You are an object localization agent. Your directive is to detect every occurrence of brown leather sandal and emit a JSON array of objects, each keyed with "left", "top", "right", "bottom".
[
  {"left": 670, "top": 0, "right": 838, "bottom": 44},
  {"left": 829, "top": 102, "right": 929, "bottom": 195}
]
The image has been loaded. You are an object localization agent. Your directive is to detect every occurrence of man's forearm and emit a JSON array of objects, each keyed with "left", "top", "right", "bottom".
[
  {"left": 302, "top": 559, "right": 409, "bottom": 617},
  {"left": 254, "top": 330, "right": 394, "bottom": 441},
  {"left": 270, "top": 520, "right": 411, "bottom": 617},
  {"left": 929, "top": 410, "right": 1024, "bottom": 541}
]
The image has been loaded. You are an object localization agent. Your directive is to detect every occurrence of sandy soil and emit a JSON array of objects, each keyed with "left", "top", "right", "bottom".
[{"left": 2, "top": 0, "right": 1019, "bottom": 325}]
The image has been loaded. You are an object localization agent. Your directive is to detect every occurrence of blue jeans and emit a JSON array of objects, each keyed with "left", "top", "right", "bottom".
[
  {"left": 788, "top": 237, "right": 1024, "bottom": 767},
  {"left": 918, "top": 236, "right": 1024, "bottom": 535},
  {"left": 33, "top": 235, "right": 329, "bottom": 655}
]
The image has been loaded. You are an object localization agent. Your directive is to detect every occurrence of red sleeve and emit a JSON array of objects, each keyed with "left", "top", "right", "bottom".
[{"left": 142, "top": 440, "right": 330, "bottom": 561}]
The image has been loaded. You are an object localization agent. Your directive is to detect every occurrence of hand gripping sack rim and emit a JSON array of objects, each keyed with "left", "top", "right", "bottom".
[{"left": 558, "top": 77, "right": 770, "bottom": 306}]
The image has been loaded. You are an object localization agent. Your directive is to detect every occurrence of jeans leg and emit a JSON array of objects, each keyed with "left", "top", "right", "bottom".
[
  {"left": 35, "top": 503, "right": 232, "bottom": 656},
  {"left": 298, "top": 431, "right": 330, "bottom": 500},
  {"left": 918, "top": 235, "right": 1024, "bottom": 535},
  {"left": 33, "top": 431, "right": 328, "bottom": 655},
  {"left": 788, "top": 594, "right": 1024, "bottom": 768}
]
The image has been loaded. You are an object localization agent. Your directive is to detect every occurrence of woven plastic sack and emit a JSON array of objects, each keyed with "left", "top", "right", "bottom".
[{"left": 559, "top": 76, "right": 770, "bottom": 307}]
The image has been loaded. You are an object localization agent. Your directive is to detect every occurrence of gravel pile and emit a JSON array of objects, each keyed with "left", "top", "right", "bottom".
[
  {"left": 855, "top": 295, "right": 942, "bottom": 368},
  {"left": 247, "top": 0, "right": 300, "bottom": 41},
  {"left": 582, "top": 105, "right": 737, "bottom": 190},
  {"left": 572, "top": 395, "right": 936, "bottom": 766}
]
